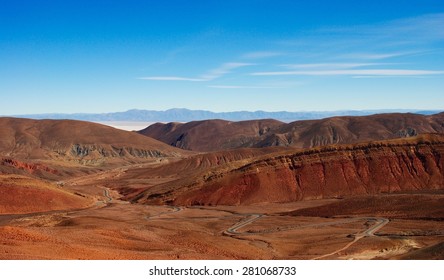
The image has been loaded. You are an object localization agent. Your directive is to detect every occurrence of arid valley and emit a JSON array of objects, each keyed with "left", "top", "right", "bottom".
[{"left": 1, "top": 112, "right": 443, "bottom": 260}]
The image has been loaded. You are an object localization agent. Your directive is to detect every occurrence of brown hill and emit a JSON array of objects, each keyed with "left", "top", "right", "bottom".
[
  {"left": 0, "top": 174, "right": 91, "bottom": 214},
  {"left": 138, "top": 119, "right": 284, "bottom": 151},
  {"left": 0, "top": 117, "right": 188, "bottom": 165},
  {"left": 256, "top": 112, "right": 444, "bottom": 148},
  {"left": 139, "top": 112, "right": 444, "bottom": 152},
  {"left": 131, "top": 134, "right": 444, "bottom": 206}
]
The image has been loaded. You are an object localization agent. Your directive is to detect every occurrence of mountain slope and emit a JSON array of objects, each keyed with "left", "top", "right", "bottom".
[
  {"left": 139, "top": 119, "right": 283, "bottom": 151},
  {"left": 0, "top": 174, "right": 92, "bottom": 214},
  {"left": 131, "top": 134, "right": 444, "bottom": 206},
  {"left": 257, "top": 112, "right": 444, "bottom": 148},
  {"left": 0, "top": 117, "right": 188, "bottom": 167},
  {"left": 140, "top": 112, "right": 444, "bottom": 151}
]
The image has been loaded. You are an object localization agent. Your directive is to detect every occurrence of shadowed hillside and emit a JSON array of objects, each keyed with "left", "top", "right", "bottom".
[
  {"left": 139, "top": 112, "right": 444, "bottom": 151},
  {"left": 139, "top": 119, "right": 283, "bottom": 151}
]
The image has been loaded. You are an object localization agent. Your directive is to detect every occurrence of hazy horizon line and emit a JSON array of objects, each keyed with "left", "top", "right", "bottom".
[{"left": 4, "top": 107, "right": 444, "bottom": 117}]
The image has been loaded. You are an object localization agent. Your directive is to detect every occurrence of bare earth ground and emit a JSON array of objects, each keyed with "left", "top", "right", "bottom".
[
  {"left": 1, "top": 118, "right": 443, "bottom": 260},
  {"left": 1, "top": 185, "right": 442, "bottom": 259}
]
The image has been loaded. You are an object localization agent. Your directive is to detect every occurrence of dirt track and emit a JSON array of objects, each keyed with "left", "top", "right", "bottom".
[{"left": 0, "top": 188, "right": 440, "bottom": 260}]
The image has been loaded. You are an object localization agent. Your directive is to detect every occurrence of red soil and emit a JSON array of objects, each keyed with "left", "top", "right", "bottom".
[{"left": 0, "top": 175, "right": 92, "bottom": 214}]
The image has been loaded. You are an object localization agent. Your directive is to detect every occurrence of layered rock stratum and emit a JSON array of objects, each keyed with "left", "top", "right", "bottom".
[{"left": 133, "top": 134, "right": 444, "bottom": 205}]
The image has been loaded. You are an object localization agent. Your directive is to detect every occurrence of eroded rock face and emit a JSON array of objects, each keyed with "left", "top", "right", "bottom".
[
  {"left": 170, "top": 138, "right": 444, "bottom": 206},
  {"left": 69, "top": 144, "right": 165, "bottom": 159},
  {"left": 1, "top": 158, "right": 58, "bottom": 175}
]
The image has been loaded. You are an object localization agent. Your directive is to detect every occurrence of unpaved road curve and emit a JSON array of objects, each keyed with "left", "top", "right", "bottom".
[
  {"left": 224, "top": 214, "right": 263, "bottom": 235},
  {"left": 312, "top": 217, "right": 389, "bottom": 260},
  {"left": 222, "top": 212, "right": 389, "bottom": 260},
  {"left": 144, "top": 206, "right": 183, "bottom": 220},
  {"left": 103, "top": 188, "right": 112, "bottom": 202}
]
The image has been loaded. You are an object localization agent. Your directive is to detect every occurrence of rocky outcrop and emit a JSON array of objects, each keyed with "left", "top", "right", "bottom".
[
  {"left": 145, "top": 134, "right": 444, "bottom": 206},
  {"left": 69, "top": 144, "right": 165, "bottom": 159},
  {"left": 1, "top": 158, "right": 58, "bottom": 175},
  {"left": 0, "top": 117, "right": 188, "bottom": 166}
]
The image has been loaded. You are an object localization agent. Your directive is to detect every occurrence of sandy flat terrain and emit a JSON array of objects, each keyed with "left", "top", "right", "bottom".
[{"left": 1, "top": 189, "right": 442, "bottom": 260}]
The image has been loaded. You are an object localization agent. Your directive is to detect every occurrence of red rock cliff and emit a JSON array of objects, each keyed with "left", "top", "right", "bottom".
[{"left": 170, "top": 135, "right": 444, "bottom": 205}]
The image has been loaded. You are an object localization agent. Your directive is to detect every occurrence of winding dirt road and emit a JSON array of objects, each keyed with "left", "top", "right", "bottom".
[
  {"left": 1, "top": 181, "right": 390, "bottom": 260},
  {"left": 220, "top": 212, "right": 389, "bottom": 259},
  {"left": 144, "top": 206, "right": 183, "bottom": 220},
  {"left": 103, "top": 188, "right": 112, "bottom": 202},
  {"left": 312, "top": 217, "right": 389, "bottom": 260},
  {"left": 224, "top": 214, "right": 263, "bottom": 235}
]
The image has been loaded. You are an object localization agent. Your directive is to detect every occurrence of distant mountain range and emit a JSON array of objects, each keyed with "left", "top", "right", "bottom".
[{"left": 8, "top": 108, "right": 443, "bottom": 122}]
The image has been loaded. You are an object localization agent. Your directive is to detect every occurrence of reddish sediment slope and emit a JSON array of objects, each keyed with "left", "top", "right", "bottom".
[
  {"left": 0, "top": 175, "right": 91, "bottom": 214},
  {"left": 134, "top": 134, "right": 444, "bottom": 206},
  {"left": 109, "top": 147, "right": 286, "bottom": 203}
]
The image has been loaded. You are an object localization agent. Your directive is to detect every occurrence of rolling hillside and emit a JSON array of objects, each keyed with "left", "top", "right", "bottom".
[{"left": 140, "top": 112, "right": 444, "bottom": 151}]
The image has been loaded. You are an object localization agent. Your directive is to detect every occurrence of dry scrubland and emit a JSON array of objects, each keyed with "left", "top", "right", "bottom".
[{"left": 1, "top": 113, "right": 443, "bottom": 259}]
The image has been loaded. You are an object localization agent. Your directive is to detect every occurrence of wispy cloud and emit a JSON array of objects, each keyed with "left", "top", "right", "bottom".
[
  {"left": 243, "top": 51, "right": 283, "bottom": 59},
  {"left": 138, "top": 76, "right": 206, "bottom": 81},
  {"left": 141, "top": 14, "right": 444, "bottom": 85},
  {"left": 251, "top": 69, "right": 444, "bottom": 77},
  {"left": 352, "top": 75, "right": 429, "bottom": 79},
  {"left": 139, "top": 62, "right": 253, "bottom": 82},
  {"left": 280, "top": 63, "right": 390, "bottom": 69},
  {"left": 277, "top": 13, "right": 444, "bottom": 64},
  {"left": 374, "top": 13, "right": 444, "bottom": 42},
  {"left": 339, "top": 51, "right": 423, "bottom": 60},
  {"left": 208, "top": 85, "right": 283, "bottom": 89},
  {"left": 200, "top": 62, "right": 254, "bottom": 81},
  {"left": 320, "top": 13, "right": 444, "bottom": 43}
]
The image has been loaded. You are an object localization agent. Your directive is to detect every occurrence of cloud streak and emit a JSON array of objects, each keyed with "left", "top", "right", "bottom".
[
  {"left": 243, "top": 51, "right": 283, "bottom": 59},
  {"left": 280, "top": 63, "right": 391, "bottom": 69},
  {"left": 208, "top": 85, "right": 283, "bottom": 89},
  {"left": 138, "top": 76, "right": 206, "bottom": 81},
  {"left": 278, "top": 13, "right": 444, "bottom": 64},
  {"left": 251, "top": 69, "right": 444, "bottom": 77},
  {"left": 140, "top": 14, "right": 444, "bottom": 86},
  {"left": 200, "top": 62, "right": 253, "bottom": 81},
  {"left": 320, "top": 13, "right": 444, "bottom": 43},
  {"left": 339, "top": 51, "right": 424, "bottom": 60},
  {"left": 139, "top": 62, "right": 253, "bottom": 82}
]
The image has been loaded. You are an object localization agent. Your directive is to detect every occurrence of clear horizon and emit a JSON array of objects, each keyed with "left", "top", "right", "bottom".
[{"left": 1, "top": 1, "right": 443, "bottom": 115}]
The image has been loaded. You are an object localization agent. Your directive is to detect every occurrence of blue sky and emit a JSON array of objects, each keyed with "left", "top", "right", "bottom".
[{"left": 1, "top": 0, "right": 443, "bottom": 114}]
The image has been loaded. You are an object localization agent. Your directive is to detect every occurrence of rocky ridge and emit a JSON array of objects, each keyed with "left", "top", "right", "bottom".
[{"left": 134, "top": 134, "right": 444, "bottom": 206}]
